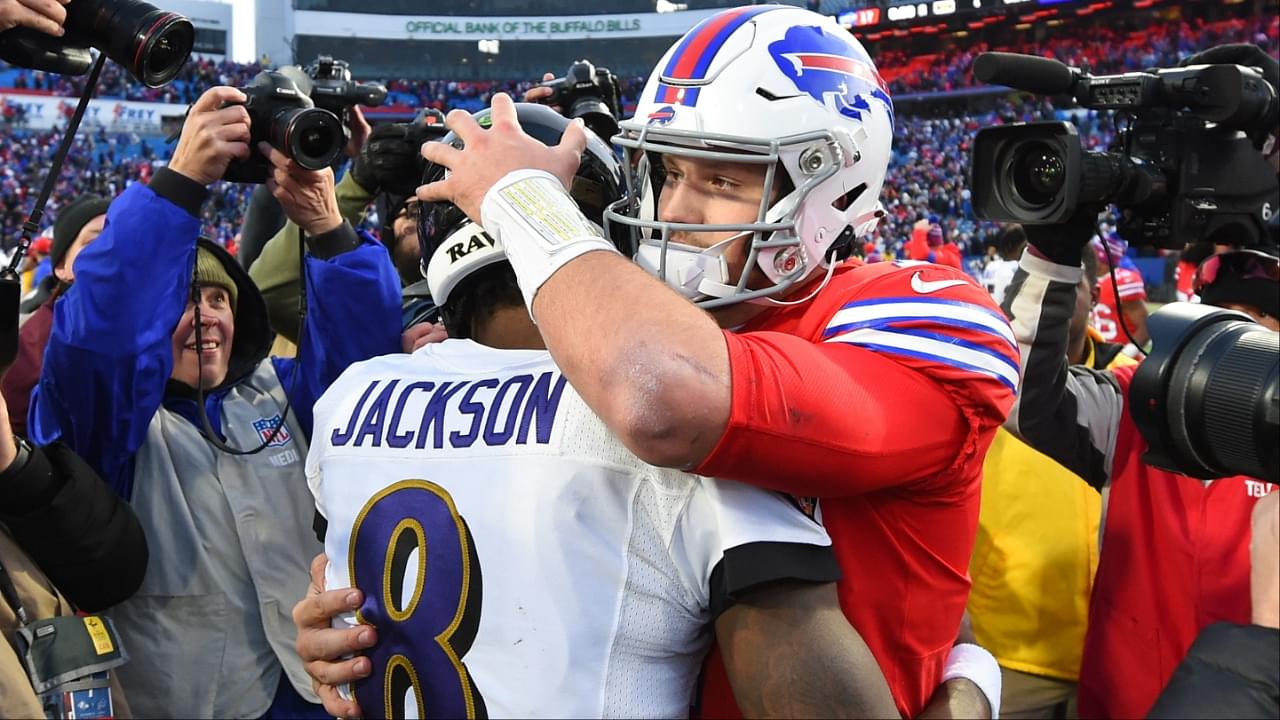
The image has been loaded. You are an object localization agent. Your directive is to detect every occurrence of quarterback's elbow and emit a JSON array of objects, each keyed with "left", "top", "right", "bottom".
[{"left": 608, "top": 378, "right": 729, "bottom": 471}]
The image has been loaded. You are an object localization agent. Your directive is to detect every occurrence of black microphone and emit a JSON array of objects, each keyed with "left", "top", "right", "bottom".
[{"left": 974, "top": 52, "right": 1079, "bottom": 95}]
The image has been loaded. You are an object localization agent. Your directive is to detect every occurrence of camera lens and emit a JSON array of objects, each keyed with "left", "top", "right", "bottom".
[
  {"left": 298, "top": 126, "right": 333, "bottom": 159},
  {"left": 138, "top": 18, "right": 193, "bottom": 86},
  {"left": 67, "top": 0, "right": 194, "bottom": 87},
  {"left": 1131, "top": 303, "right": 1279, "bottom": 482},
  {"left": 1011, "top": 142, "right": 1066, "bottom": 207},
  {"left": 275, "top": 107, "right": 344, "bottom": 170}
]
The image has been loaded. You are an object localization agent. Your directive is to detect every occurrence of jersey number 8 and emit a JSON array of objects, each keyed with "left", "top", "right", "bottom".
[{"left": 349, "top": 480, "right": 488, "bottom": 718}]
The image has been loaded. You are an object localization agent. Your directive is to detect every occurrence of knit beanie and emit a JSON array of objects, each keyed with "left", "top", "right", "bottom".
[
  {"left": 52, "top": 195, "right": 111, "bottom": 267},
  {"left": 194, "top": 246, "right": 239, "bottom": 313}
]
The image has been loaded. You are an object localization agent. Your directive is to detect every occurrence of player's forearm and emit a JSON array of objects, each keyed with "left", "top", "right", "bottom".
[
  {"left": 917, "top": 679, "right": 991, "bottom": 719},
  {"left": 532, "top": 251, "right": 732, "bottom": 469},
  {"left": 716, "top": 582, "right": 900, "bottom": 719}
]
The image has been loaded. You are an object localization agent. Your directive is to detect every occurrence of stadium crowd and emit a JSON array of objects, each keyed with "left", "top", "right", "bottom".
[
  {"left": 1, "top": 8, "right": 1274, "bottom": 267},
  {"left": 0, "top": 1, "right": 1277, "bottom": 719}
]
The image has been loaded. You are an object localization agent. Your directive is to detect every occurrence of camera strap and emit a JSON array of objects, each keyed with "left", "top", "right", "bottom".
[
  {"left": 0, "top": 55, "right": 105, "bottom": 370},
  {"left": 2, "top": 54, "right": 106, "bottom": 280}
]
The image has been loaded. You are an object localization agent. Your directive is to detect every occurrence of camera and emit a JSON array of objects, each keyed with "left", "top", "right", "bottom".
[
  {"left": 303, "top": 55, "right": 388, "bottom": 125},
  {"left": 1129, "top": 302, "right": 1278, "bottom": 483},
  {"left": 971, "top": 53, "right": 1279, "bottom": 249},
  {"left": 0, "top": 0, "right": 192, "bottom": 87},
  {"left": 222, "top": 68, "right": 345, "bottom": 184},
  {"left": 539, "top": 59, "right": 623, "bottom": 142}
]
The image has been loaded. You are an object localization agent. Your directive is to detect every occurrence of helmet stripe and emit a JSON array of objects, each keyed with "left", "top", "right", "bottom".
[{"left": 662, "top": 5, "right": 780, "bottom": 83}]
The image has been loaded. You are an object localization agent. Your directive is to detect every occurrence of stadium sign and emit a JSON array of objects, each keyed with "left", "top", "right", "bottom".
[
  {"left": 403, "top": 18, "right": 643, "bottom": 35},
  {"left": 0, "top": 92, "right": 186, "bottom": 133},
  {"left": 294, "top": 8, "right": 724, "bottom": 41}
]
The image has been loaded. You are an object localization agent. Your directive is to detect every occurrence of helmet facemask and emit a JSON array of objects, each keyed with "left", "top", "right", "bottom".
[{"left": 605, "top": 122, "right": 877, "bottom": 308}]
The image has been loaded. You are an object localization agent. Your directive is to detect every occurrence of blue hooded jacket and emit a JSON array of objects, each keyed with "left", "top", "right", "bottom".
[{"left": 29, "top": 169, "right": 402, "bottom": 498}]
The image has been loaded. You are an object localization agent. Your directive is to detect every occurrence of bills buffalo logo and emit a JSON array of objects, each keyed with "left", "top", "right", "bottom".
[
  {"left": 252, "top": 415, "right": 292, "bottom": 447},
  {"left": 647, "top": 105, "right": 678, "bottom": 126},
  {"left": 768, "top": 25, "right": 894, "bottom": 127}
]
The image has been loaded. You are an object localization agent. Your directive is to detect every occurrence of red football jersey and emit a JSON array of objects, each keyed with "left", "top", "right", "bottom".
[
  {"left": 1077, "top": 365, "right": 1270, "bottom": 719},
  {"left": 1092, "top": 268, "right": 1146, "bottom": 342},
  {"left": 694, "top": 260, "right": 1017, "bottom": 718}
]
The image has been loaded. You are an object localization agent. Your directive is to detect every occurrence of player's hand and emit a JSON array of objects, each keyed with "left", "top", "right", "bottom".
[
  {"left": 0, "top": 0, "right": 67, "bottom": 36},
  {"left": 402, "top": 321, "right": 447, "bottom": 353},
  {"left": 168, "top": 87, "right": 251, "bottom": 187},
  {"left": 416, "top": 93, "right": 586, "bottom": 224},
  {"left": 262, "top": 143, "right": 343, "bottom": 236},
  {"left": 292, "top": 553, "right": 375, "bottom": 719},
  {"left": 1251, "top": 490, "right": 1279, "bottom": 629}
]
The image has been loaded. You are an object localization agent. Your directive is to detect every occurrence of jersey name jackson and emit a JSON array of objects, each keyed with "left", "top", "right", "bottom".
[{"left": 329, "top": 371, "right": 567, "bottom": 451}]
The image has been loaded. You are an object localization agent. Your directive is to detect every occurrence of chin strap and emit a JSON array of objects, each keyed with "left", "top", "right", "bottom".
[{"left": 759, "top": 248, "right": 841, "bottom": 307}]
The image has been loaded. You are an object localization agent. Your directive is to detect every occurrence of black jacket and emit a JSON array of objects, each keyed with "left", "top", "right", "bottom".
[
  {"left": 1148, "top": 622, "right": 1280, "bottom": 719},
  {"left": 0, "top": 441, "right": 147, "bottom": 612}
]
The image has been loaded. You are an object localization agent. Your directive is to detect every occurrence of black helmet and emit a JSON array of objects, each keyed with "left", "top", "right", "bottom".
[{"left": 417, "top": 102, "right": 629, "bottom": 299}]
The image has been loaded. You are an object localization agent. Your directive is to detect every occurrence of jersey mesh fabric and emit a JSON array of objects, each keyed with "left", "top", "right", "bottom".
[{"left": 603, "top": 479, "right": 706, "bottom": 717}]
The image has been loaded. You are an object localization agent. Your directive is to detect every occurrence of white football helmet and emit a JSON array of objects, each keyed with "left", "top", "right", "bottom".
[{"left": 604, "top": 5, "right": 895, "bottom": 307}]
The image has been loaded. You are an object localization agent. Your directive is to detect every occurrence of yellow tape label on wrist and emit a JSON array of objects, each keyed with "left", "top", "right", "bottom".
[{"left": 497, "top": 176, "right": 600, "bottom": 247}]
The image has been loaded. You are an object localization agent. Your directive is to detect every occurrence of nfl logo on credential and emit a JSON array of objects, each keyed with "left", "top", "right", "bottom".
[
  {"left": 768, "top": 24, "right": 894, "bottom": 127},
  {"left": 252, "top": 414, "right": 292, "bottom": 447}
]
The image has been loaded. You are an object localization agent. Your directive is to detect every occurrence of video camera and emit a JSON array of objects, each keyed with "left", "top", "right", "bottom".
[
  {"left": 971, "top": 52, "right": 1280, "bottom": 249},
  {"left": 360, "top": 108, "right": 449, "bottom": 197},
  {"left": 539, "top": 59, "right": 623, "bottom": 142},
  {"left": 220, "top": 57, "right": 387, "bottom": 184},
  {"left": 0, "top": 0, "right": 193, "bottom": 88},
  {"left": 304, "top": 55, "right": 388, "bottom": 128}
]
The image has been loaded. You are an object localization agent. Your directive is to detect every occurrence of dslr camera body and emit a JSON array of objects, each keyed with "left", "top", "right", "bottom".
[
  {"left": 540, "top": 59, "right": 623, "bottom": 141},
  {"left": 0, "top": 0, "right": 192, "bottom": 87},
  {"left": 972, "top": 53, "right": 1279, "bottom": 249},
  {"left": 221, "top": 57, "right": 387, "bottom": 184},
  {"left": 222, "top": 67, "right": 344, "bottom": 184}
]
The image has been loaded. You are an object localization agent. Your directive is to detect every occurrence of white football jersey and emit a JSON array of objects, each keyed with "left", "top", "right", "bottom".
[{"left": 308, "top": 339, "right": 836, "bottom": 719}]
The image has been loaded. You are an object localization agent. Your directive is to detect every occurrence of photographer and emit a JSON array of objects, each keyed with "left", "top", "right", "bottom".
[
  {"left": 28, "top": 86, "right": 400, "bottom": 718},
  {"left": 1, "top": 194, "right": 108, "bottom": 438},
  {"left": 0, "top": 380, "right": 145, "bottom": 715},
  {"left": 1000, "top": 210, "right": 1277, "bottom": 718}
]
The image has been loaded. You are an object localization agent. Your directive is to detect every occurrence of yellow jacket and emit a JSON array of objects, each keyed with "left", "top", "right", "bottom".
[{"left": 967, "top": 334, "right": 1134, "bottom": 680}]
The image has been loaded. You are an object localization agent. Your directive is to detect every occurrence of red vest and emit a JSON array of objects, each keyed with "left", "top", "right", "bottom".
[{"left": 1078, "top": 364, "right": 1272, "bottom": 718}]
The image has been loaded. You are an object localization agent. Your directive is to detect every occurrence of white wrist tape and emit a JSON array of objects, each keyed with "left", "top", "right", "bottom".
[
  {"left": 943, "top": 643, "right": 1002, "bottom": 719},
  {"left": 480, "top": 168, "right": 620, "bottom": 314}
]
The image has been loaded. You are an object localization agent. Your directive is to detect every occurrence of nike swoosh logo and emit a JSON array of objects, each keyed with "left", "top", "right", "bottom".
[{"left": 910, "top": 271, "right": 969, "bottom": 294}]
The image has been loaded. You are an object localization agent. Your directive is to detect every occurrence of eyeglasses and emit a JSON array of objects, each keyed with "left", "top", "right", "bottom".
[
  {"left": 1193, "top": 250, "right": 1280, "bottom": 294},
  {"left": 395, "top": 201, "right": 423, "bottom": 224}
]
